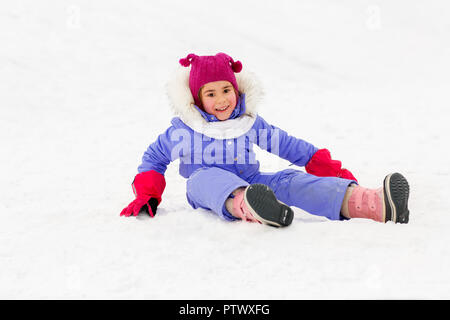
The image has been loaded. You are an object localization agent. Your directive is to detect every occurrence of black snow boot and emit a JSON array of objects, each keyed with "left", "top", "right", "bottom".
[
  {"left": 242, "top": 184, "right": 294, "bottom": 227},
  {"left": 383, "top": 172, "right": 410, "bottom": 224}
]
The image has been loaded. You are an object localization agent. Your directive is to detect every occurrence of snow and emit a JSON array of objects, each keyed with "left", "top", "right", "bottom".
[{"left": 1, "top": 0, "right": 450, "bottom": 299}]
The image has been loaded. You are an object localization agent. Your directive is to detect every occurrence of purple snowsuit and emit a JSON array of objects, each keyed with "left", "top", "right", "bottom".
[{"left": 138, "top": 94, "right": 356, "bottom": 221}]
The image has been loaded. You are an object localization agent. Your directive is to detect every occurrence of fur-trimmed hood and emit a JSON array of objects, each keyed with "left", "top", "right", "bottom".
[{"left": 165, "top": 66, "right": 264, "bottom": 139}]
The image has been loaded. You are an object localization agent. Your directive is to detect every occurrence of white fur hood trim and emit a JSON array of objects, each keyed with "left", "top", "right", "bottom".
[{"left": 165, "top": 66, "right": 264, "bottom": 139}]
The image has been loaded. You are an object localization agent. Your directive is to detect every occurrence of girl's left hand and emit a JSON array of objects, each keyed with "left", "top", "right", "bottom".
[{"left": 305, "top": 148, "right": 358, "bottom": 183}]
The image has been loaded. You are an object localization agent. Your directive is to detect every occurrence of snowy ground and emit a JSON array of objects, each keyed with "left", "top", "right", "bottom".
[{"left": 1, "top": 0, "right": 450, "bottom": 299}]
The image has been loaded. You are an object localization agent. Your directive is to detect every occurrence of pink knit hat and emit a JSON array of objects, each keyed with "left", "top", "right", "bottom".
[{"left": 179, "top": 52, "right": 243, "bottom": 109}]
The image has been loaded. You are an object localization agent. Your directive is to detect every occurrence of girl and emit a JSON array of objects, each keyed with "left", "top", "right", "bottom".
[{"left": 120, "top": 53, "right": 410, "bottom": 227}]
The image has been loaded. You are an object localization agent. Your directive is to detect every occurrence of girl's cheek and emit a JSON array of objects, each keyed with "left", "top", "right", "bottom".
[
  {"left": 229, "top": 93, "right": 237, "bottom": 108},
  {"left": 203, "top": 99, "right": 216, "bottom": 113}
]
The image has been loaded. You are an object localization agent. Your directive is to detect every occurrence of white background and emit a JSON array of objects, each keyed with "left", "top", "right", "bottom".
[{"left": 1, "top": 0, "right": 450, "bottom": 299}]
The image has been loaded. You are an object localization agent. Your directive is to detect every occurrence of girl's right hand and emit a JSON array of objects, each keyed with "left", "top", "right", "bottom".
[
  {"left": 120, "top": 196, "right": 156, "bottom": 217},
  {"left": 119, "top": 170, "right": 166, "bottom": 218}
]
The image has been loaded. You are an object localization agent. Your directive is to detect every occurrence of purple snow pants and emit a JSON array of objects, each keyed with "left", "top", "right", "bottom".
[{"left": 186, "top": 167, "right": 356, "bottom": 221}]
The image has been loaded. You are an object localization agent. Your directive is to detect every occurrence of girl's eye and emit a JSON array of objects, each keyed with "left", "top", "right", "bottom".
[
  {"left": 224, "top": 89, "right": 230, "bottom": 93},
  {"left": 207, "top": 93, "right": 214, "bottom": 97}
]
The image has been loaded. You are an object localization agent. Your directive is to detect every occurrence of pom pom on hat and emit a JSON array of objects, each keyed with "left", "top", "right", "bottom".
[
  {"left": 179, "top": 53, "right": 198, "bottom": 67},
  {"left": 231, "top": 60, "right": 242, "bottom": 73}
]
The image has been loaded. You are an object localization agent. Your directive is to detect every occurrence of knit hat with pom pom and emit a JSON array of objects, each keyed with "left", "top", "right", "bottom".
[{"left": 179, "top": 52, "right": 242, "bottom": 109}]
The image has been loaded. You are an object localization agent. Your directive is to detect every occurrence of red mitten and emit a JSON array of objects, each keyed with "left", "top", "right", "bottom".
[
  {"left": 305, "top": 148, "right": 358, "bottom": 182},
  {"left": 120, "top": 170, "right": 166, "bottom": 217}
]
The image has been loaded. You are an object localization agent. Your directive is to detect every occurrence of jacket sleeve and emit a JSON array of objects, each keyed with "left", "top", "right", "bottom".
[
  {"left": 137, "top": 125, "right": 182, "bottom": 174},
  {"left": 253, "top": 115, "right": 319, "bottom": 167}
]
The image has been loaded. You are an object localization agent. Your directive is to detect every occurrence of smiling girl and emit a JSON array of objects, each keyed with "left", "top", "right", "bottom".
[{"left": 120, "top": 52, "right": 410, "bottom": 227}]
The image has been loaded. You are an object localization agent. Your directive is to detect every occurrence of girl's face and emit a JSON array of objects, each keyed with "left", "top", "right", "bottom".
[{"left": 199, "top": 81, "right": 238, "bottom": 121}]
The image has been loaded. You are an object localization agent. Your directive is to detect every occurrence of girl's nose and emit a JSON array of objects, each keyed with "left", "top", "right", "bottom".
[{"left": 217, "top": 95, "right": 227, "bottom": 104}]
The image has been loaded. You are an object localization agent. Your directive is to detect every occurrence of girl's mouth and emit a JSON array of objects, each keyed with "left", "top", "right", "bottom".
[{"left": 216, "top": 105, "right": 229, "bottom": 112}]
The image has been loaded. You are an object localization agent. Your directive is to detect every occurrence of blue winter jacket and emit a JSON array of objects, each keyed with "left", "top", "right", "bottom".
[{"left": 138, "top": 94, "right": 318, "bottom": 180}]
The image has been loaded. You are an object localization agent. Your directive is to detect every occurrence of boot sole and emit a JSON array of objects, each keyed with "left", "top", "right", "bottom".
[
  {"left": 244, "top": 184, "right": 294, "bottom": 227},
  {"left": 383, "top": 173, "right": 410, "bottom": 223}
]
